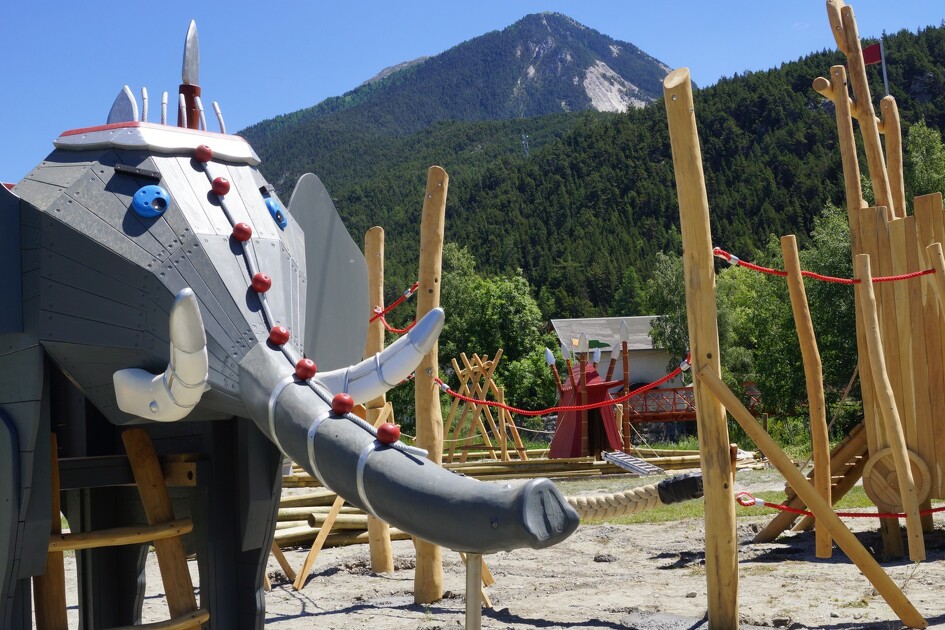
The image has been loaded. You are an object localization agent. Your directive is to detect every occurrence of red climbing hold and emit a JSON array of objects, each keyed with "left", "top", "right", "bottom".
[
  {"left": 251, "top": 272, "right": 272, "bottom": 293},
  {"left": 377, "top": 423, "right": 401, "bottom": 444},
  {"left": 232, "top": 222, "right": 253, "bottom": 242},
  {"left": 268, "top": 326, "right": 290, "bottom": 346},
  {"left": 211, "top": 177, "right": 230, "bottom": 196},
  {"left": 331, "top": 393, "right": 354, "bottom": 415},
  {"left": 295, "top": 358, "right": 317, "bottom": 380},
  {"left": 194, "top": 145, "right": 213, "bottom": 163}
]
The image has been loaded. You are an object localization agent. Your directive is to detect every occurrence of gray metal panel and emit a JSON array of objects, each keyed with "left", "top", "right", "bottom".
[
  {"left": 253, "top": 236, "right": 290, "bottom": 328},
  {"left": 199, "top": 237, "right": 270, "bottom": 344},
  {"left": 170, "top": 155, "right": 234, "bottom": 236},
  {"left": 289, "top": 174, "right": 368, "bottom": 370},
  {"left": 0, "top": 409, "right": 20, "bottom": 628},
  {"left": 9, "top": 178, "right": 67, "bottom": 214},
  {"left": 24, "top": 163, "right": 97, "bottom": 189},
  {"left": 0, "top": 188, "right": 22, "bottom": 333},
  {"left": 42, "top": 191, "right": 159, "bottom": 271},
  {"left": 224, "top": 162, "right": 278, "bottom": 240},
  {"left": 204, "top": 161, "right": 254, "bottom": 228},
  {"left": 42, "top": 280, "right": 148, "bottom": 332},
  {"left": 67, "top": 168, "right": 172, "bottom": 263},
  {"left": 40, "top": 310, "right": 145, "bottom": 350},
  {"left": 150, "top": 156, "right": 221, "bottom": 236},
  {"left": 41, "top": 248, "right": 154, "bottom": 310}
]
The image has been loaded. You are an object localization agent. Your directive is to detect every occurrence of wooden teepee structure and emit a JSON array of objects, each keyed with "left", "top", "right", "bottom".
[{"left": 443, "top": 351, "right": 528, "bottom": 463}]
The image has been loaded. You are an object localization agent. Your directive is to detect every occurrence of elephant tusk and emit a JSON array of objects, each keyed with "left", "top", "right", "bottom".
[
  {"left": 113, "top": 288, "right": 209, "bottom": 422},
  {"left": 313, "top": 308, "right": 444, "bottom": 404}
]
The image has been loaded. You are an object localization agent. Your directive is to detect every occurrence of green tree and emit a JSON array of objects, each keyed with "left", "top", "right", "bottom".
[{"left": 906, "top": 119, "right": 945, "bottom": 198}]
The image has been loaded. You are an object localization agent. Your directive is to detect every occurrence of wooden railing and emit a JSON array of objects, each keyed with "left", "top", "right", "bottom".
[{"left": 626, "top": 384, "right": 761, "bottom": 422}]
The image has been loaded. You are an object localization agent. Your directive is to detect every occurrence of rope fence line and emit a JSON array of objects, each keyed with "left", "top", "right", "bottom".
[
  {"left": 712, "top": 247, "right": 935, "bottom": 284},
  {"left": 370, "top": 281, "right": 419, "bottom": 334},
  {"left": 434, "top": 356, "right": 690, "bottom": 418},
  {"left": 735, "top": 491, "right": 945, "bottom": 520}
]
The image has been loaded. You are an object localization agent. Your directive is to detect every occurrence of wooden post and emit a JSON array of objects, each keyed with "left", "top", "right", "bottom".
[
  {"left": 854, "top": 255, "right": 926, "bottom": 562},
  {"left": 464, "top": 552, "right": 483, "bottom": 630},
  {"left": 414, "top": 165, "right": 448, "bottom": 603},
  {"left": 882, "top": 97, "right": 908, "bottom": 217},
  {"left": 780, "top": 235, "right": 831, "bottom": 558},
  {"left": 696, "top": 367, "right": 927, "bottom": 629},
  {"left": 293, "top": 495, "right": 346, "bottom": 590},
  {"left": 663, "top": 67, "right": 738, "bottom": 629},
  {"left": 841, "top": 4, "right": 895, "bottom": 219},
  {"left": 121, "top": 428, "right": 197, "bottom": 618},
  {"left": 33, "top": 433, "right": 67, "bottom": 630},
  {"left": 363, "top": 226, "right": 395, "bottom": 574}
]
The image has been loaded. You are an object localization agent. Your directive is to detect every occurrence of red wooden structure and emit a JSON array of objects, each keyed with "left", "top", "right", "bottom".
[{"left": 549, "top": 364, "right": 622, "bottom": 458}]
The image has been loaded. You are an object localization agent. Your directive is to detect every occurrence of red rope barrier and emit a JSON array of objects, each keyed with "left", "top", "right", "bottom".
[
  {"left": 735, "top": 491, "right": 945, "bottom": 519},
  {"left": 435, "top": 356, "right": 690, "bottom": 417},
  {"left": 370, "top": 281, "right": 420, "bottom": 323},
  {"left": 712, "top": 247, "right": 935, "bottom": 284},
  {"left": 377, "top": 314, "right": 416, "bottom": 335}
]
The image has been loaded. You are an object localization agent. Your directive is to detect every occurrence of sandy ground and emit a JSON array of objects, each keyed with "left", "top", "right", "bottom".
[{"left": 61, "top": 468, "right": 945, "bottom": 629}]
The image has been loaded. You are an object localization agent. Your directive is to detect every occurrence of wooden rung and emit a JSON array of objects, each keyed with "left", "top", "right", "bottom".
[
  {"left": 49, "top": 518, "right": 193, "bottom": 552},
  {"left": 108, "top": 608, "right": 209, "bottom": 630}
]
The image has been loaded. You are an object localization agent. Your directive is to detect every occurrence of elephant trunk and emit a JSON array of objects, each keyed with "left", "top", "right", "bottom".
[{"left": 238, "top": 310, "right": 579, "bottom": 553}]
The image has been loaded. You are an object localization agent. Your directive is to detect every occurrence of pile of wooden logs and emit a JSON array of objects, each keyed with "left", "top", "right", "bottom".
[{"left": 274, "top": 487, "right": 411, "bottom": 547}]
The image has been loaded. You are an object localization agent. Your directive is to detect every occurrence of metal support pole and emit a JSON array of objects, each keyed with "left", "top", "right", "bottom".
[{"left": 465, "top": 552, "right": 482, "bottom": 630}]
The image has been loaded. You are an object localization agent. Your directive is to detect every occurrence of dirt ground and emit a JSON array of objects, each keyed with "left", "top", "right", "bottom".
[{"left": 62, "top": 467, "right": 945, "bottom": 629}]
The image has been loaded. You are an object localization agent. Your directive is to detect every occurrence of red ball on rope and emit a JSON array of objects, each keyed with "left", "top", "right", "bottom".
[
  {"left": 211, "top": 177, "right": 230, "bottom": 196},
  {"left": 232, "top": 222, "right": 253, "bottom": 242},
  {"left": 193, "top": 145, "right": 213, "bottom": 163},
  {"left": 251, "top": 272, "right": 272, "bottom": 293},
  {"left": 376, "top": 423, "right": 401, "bottom": 445},
  {"left": 268, "top": 326, "right": 290, "bottom": 346},
  {"left": 295, "top": 358, "right": 317, "bottom": 380},
  {"left": 331, "top": 393, "right": 354, "bottom": 415}
]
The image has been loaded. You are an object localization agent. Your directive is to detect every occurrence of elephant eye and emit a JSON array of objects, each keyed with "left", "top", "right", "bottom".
[
  {"left": 266, "top": 197, "right": 287, "bottom": 230},
  {"left": 132, "top": 185, "right": 170, "bottom": 217}
]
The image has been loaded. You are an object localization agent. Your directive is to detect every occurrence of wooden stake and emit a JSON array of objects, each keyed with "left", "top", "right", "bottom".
[
  {"left": 363, "top": 226, "right": 395, "bottom": 573},
  {"left": 882, "top": 97, "right": 908, "bottom": 217},
  {"left": 841, "top": 5, "right": 895, "bottom": 218},
  {"left": 781, "top": 235, "right": 831, "bottom": 558},
  {"left": 293, "top": 495, "right": 345, "bottom": 590},
  {"left": 696, "top": 367, "right": 926, "bottom": 629},
  {"left": 854, "top": 255, "right": 925, "bottom": 562},
  {"left": 33, "top": 433, "right": 67, "bottom": 630},
  {"left": 122, "top": 428, "right": 197, "bottom": 619},
  {"left": 414, "top": 165, "right": 448, "bottom": 603},
  {"left": 271, "top": 541, "right": 296, "bottom": 583},
  {"left": 663, "top": 67, "right": 738, "bottom": 629}
]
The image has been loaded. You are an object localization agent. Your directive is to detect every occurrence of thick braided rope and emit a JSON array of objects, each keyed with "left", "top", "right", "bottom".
[{"left": 566, "top": 483, "right": 663, "bottom": 520}]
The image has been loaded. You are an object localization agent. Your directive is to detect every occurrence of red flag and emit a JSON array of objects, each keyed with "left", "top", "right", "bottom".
[{"left": 862, "top": 42, "right": 882, "bottom": 65}]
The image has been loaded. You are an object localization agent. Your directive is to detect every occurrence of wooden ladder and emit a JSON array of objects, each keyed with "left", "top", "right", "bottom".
[
  {"left": 32, "top": 428, "right": 209, "bottom": 630},
  {"left": 753, "top": 421, "right": 869, "bottom": 543}
]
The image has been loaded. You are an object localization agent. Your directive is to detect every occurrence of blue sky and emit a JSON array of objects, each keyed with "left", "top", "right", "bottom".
[{"left": 1, "top": 1, "right": 942, "bottom": 181}]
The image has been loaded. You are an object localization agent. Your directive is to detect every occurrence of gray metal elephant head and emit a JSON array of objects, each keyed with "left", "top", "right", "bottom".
[{"left": 0, "top": 22, "right": 578, "bottom": 558}]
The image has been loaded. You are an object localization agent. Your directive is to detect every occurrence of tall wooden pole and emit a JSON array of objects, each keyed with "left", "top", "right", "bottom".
[
  {"left": 854, "top": 254, "right": 925, "bottom": 562},
  {"left": 696, "top": 368, "right": 927, "bottom": 629},
  {"left": 413, "top": 166, "right": 448, "bottom": 603},
  {"left": 663, "top": 67, "right": 738, "bottom": 628},
  {"left": 780, "top": 235, "right": 831, "bottom": 558},
  {"left": 841, "top": 4, "right": 895, "bottom": 219},
  {"left": 363, "top": 226, "right": 395, "bottom": 573}
]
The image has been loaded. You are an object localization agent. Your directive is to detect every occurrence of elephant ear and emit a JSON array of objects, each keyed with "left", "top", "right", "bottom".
[{"left": 289, "top": 173, "right": 368, "bottom": 371}]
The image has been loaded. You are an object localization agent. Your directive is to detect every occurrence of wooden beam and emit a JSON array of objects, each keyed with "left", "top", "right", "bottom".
[
  {"left": 49, "top": 518, "right": 193, "bottom": 552},
  {"left": 33, "top": 433, "right": 67, "bottom": 630},
  {"left": 663, "top": 67, "right": 738, "bottom": 629},
  {"left": 854, "top": 254, "right": 925, "bottom": 561},
  {"left": 780, "top": 235, "right": 831, "bottom": 558},
  {"left": 363, "top": 225, "right": 395, "bottom": 574},
  {"left": 293, "top": 495, "right": 345, "bottom": 590},
  {"left": 122, "top": 428, "right": 197, "bottom": 618},
  {"left": 695, "top": 367, "right": 927, "bottom": 629},
  {"left": 413, "top": 166, "right": 448, "bottom": 603},
  {"left": 109, "top": 608, "right": 210, "bottom": 630}
]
